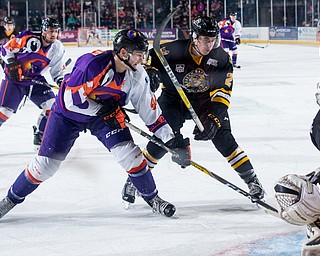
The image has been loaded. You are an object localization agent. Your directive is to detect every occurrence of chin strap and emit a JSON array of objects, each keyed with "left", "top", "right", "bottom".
[
  {"left": 115, "top": 51, "right": 136, "bottom": 71},
  {"left": 191, "top": 43, "right": 204, "bottom": 56}
]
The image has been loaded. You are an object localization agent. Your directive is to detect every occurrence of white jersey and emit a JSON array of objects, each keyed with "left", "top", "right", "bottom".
[
  {"left": 1, "top": 30, "right": 65, "bottom": 83},
  {"left": 232, "top": 20, "right": 242, "bottom": 39}
]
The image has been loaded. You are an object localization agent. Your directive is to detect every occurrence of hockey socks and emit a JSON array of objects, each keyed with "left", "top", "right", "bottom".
[
  {"left": 129, "top": 167, "right": 158, "bottom": 201},
  {"left": 7, "top": 170, "right": 40, "bottom": 204}
]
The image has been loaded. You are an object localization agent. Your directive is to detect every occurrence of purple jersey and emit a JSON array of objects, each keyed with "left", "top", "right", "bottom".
[{"left": 1, "top": 30, "right": 65, "bottom": 85}]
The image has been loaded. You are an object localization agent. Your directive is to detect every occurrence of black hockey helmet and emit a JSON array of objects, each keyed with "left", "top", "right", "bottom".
[
  {"left": 4, "top": 16, "right": 14, "bottom": 24},
  {"left": 41, "top": 17, "right": 60, "bottom": 31},
  {"left": 113, "top": 29, "right": 148, "bottom": 54},
  {"left": 230, "top": 12, "right": 237, "bottom": 17},
  {"left": 191, "top": 16, "right": 219, "bottom": 39}
]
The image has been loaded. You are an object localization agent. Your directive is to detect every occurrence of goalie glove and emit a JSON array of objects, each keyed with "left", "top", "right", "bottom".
[
  {"left": 97, "top": 100, "right": 130, "bottom": 129},
  {"left": 274, "top": 174, "right": 320, "bottom": 225}
]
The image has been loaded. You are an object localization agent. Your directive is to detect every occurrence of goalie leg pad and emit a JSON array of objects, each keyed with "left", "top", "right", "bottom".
[{"left": 302, "top": 233, "right": 320, "bottom": 256}]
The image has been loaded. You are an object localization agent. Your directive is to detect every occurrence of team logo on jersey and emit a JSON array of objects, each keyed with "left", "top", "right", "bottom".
[
  {"left": 160, "top": 47, "right": 169, "bottom": 55},
  {"left": 23, "top": 37, "right": 41, "bottom": 53},
  {"left": 182, "top": 68, "right": 209, "bottom": 93},
  {"left": 175, "top": 64, "right": 185, "bottom": 73},
  {"left": 206, "top": 58, "right": 218, "bottom": 66}
]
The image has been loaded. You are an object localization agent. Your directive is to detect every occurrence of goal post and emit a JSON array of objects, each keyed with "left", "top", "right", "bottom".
[{"left": 77, "top": 27, "right": 108, "bottom": 47}]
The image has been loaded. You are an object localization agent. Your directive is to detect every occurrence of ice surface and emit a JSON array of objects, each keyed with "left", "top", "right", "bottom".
[{"left": 0, "top": 43, "right": 318, "bottom": 256}]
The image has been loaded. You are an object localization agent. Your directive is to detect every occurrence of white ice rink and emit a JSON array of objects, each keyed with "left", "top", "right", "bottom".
[{"left": 0, "top": 43, "right": 319, "bottom": 256}]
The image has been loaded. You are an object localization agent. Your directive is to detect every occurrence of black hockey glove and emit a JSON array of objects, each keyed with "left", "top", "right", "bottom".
[
  {"left": 194, "top": 113, "right": 221, "bottom": 141},
  {"left": 7, "top": 58, "right": 22, "bottom": 82},
  {"left": 145, "top": 66, "right": 160, "bottom": 93},
  {"left": 235, "top": 38, "right": 241, "bottom": 45},
  {"left": 97, "top": 100, "right": 130, "bottom": 129},
  {"left": 165, "top": 134, "right": 191, "bottom": 168},
  {"left": 56, "top": 77, "right": 64, "bottom": 87}
]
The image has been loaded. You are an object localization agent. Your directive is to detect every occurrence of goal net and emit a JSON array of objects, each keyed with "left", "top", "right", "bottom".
[{"left": 78, "top": 27, "right": 108, "bottom": 47}]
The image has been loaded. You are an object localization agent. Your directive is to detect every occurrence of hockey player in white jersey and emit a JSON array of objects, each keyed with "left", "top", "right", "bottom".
[{"left": 0, "top": 29, "right": 191, "bottom": 219}]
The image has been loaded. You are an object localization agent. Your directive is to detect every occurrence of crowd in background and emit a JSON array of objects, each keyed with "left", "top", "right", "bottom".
[
  {"left": 0, "top": 0, "right": 224, "bottom": 31},
  {"left": 0, "top": 0, "right": 318, "bottom": 32}
]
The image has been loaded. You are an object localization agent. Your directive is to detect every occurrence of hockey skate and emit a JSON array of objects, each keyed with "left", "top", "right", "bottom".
[
  {"left": 0, "top": 196, "right": 16, "bottom": 219},
  {"left": 146, "top": 195, "right": 176, "bottom": 217},
  {"left": 233, "top": 64, "right": 241, "bottom": 69},
  {"left": 248, "top": 178, "right": 265, "bottom": 201},
  {"left": 121, "top": 177, "right": 137, "bottom": 209},
  {"left": 33, "top": 125, "right": 43, "bottom": 151}
]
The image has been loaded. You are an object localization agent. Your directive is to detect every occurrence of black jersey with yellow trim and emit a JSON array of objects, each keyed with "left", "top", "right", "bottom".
[
  {"left": 0, "top": 26, "right": 18, "bottom": 45},
  {"left": 148, "top": 39, "right": 233, "bottom": 121}
]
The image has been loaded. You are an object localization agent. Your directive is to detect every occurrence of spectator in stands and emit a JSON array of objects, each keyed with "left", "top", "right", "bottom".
[{"left": 66, "top": 13, "right": 77, "bottom": 30}]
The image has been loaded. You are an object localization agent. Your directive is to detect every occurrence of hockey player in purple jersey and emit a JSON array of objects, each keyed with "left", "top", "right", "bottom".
[
  {"left": 0, "top": 17, "right": 65, "bottom": 150},
  {"left": 218, "top": 13, "right": 241, "bottom": 68},
  {"left": 0, "top": 29, "right": 191, "bottom": 219},
  {"left": 121, "top": 16, "right": 264, "bottom": 207}
]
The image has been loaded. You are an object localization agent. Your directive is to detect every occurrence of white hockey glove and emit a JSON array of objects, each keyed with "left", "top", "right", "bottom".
[
  {"left": 274, "top": 174, "right": 320, "bottom": 225},
  {"left": 315, "top": 82, "right": 320, "bottom": 106}
]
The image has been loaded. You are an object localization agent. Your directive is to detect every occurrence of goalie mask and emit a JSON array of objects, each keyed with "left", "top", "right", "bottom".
[{"left": 274, "top": 174, "right": 320, "bottom": 225}]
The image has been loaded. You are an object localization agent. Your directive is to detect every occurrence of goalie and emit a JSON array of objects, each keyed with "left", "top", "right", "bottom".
[
  {"left": 274, "top": 82, "right": 320, "bottom": 256},
  {"left": 86, "top": 26, "right": 102, "bottom": 45}
]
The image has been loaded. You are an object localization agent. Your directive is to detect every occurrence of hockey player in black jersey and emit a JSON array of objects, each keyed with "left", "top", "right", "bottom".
[
  {"left": 0, "top": 17, "right": 17, "bottom": 45},
  {"left": 0, "top": 17, "right": 18, "bottom": 68},
  {"left": 122, "top": 15, "right": 265, "bottom": 206}
]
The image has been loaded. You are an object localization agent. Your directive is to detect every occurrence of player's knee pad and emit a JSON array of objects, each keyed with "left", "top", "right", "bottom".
[
  {"left": 0, "top": 106, "right": 14, "bottom": 125},
  {"left": 111, "top": 141, "right": 146, "bottom": 173},
  {"left": 27, "top": 155, "right": 62, "bottom": 182}
]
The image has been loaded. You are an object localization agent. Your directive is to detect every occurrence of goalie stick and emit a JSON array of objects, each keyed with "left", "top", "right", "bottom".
[
  {"left": 153, "top": 5, "right": 204, "bottom": 132},
  {"left": 125, "top": 121, "right": 279, "bottom": 217}
]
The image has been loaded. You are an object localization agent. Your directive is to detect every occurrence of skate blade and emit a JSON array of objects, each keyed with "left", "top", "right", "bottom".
[
  {"left": 33, "top": 145, "right": 40, "bottom": 152},
  {"left": 121, "top": 200, "right": 131, "bottom": 210}
]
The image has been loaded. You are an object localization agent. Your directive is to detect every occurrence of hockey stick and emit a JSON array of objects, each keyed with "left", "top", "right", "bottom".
[
  {"left": 23, "top": 58, "right": 72, "bottom": 89},
  {"left": 23, "top": 77, "right": 60, "bottom": 89},
  {"left": 125, "top": 121, "right": 279, "bottom": 217},
  {"left": 245, "top": 42, "right": 270, "bottom": 49},
  {"left": 153, "top": 6, "right": 204, "bottom": 132}
]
